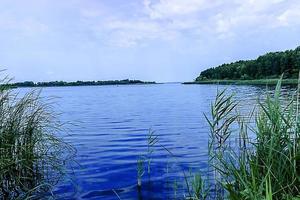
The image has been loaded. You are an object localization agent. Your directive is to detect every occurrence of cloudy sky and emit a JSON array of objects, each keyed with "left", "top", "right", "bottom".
[{"left": 1, "top": 0, "right": 300, "bottom": 82}]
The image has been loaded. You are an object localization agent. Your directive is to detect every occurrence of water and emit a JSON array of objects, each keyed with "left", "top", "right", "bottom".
[{"left": 16, "top": 83, "right": 280, "bottom": 199}]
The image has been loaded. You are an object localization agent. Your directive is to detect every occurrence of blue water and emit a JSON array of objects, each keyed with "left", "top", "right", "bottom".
[{"left": 18, "top": 83, "right": 267, "bottom": 199}]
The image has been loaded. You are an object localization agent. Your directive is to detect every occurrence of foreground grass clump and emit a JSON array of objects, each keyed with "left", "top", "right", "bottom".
[
  {"left": 0, "top": 79, "right": 75, "bottom": 199},
  {"left": 205, "top": 77, "right": 300, "bottom": 199}
]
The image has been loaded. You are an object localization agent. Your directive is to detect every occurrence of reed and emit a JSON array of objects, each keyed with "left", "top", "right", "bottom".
[
  {"left": 135, "top": 129, "right": 158, "bottom": 189},
  {"left": 137, "top": 156, "right": 145, "bottom": 188},
  {"left": 185, "top": 172, "right": 209, "bottom": 200},
  {"left": 205, "top": 76, "right": 300, "bottom": 199},
  {"left": 146, "top": 129, "right": 158, "bottom": 175},
  {"left": 0, "top": 77, "right": 75, "bottom": 199}
]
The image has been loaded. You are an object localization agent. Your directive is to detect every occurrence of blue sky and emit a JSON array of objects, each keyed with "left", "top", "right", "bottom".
[{"left": 1, "top": 0, "right": 300, "bottom": 82}]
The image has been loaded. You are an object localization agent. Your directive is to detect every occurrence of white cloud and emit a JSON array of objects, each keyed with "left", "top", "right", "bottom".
[
  {"left": 0, "top": 9, "right": 50, "bottom": 42},
  {"left": 144, "top": 0, "right": 220, "bottom": 19},
  {"left": 82, "top": 0, "right": 213, "bottom": 47},
  {"left": 80, "top": 9, "right": 102, "bottom": 18},
  {"left": 277, "top": 5, "right": 300, "bottom": 26},
  {"left": 0, "top": 15, "right": 48, "bottom": 37},
  {"left": 207, "top": 0, "right": 291, "bottom": 38},
  {"left": 79, "top": 0, "right": 300, "bottom": 47},
  {"left": 92, "top": 18, "right": 179, "bottom": 47}
]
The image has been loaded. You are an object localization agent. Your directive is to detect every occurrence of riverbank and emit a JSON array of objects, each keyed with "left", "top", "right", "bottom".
[
  {"left": 8, "top": 79, "right": 156, "bottom": 88},
  {"left": 183, "top": 78, "right": 298, "bottom": 85}
]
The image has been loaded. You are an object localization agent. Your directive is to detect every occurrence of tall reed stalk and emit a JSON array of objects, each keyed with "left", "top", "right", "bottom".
[
  {"left": 205, "top": 76, "right": 300, "bottom": 199},
  {"left": 0, "top": 76, "right": 75, "bottom": 199}
]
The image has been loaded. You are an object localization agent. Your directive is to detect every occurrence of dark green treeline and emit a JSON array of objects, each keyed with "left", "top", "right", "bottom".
[
  {"left": 196, "top": 46, "right": 300, "bottom": 81},
  {"left": 10, "top": 79, "right": 156, "bottom": 88}
]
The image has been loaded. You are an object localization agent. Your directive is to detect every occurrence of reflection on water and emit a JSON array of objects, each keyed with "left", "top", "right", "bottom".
[{"left": 16, "top": 83, "right": 295, "bottom": 199}]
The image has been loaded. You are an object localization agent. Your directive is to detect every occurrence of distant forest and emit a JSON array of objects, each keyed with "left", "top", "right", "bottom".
[
  {"left": 10, "top": 79, "right": 156, "bottom": 88},
  {"left": 196, "top": 46, "right": 300, "bottom": 81}
]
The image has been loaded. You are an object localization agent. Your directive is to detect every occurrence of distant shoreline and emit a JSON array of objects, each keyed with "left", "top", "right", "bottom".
[
  {"left": 183, "top": 79, "right": 299, "bottom": 86},
  {"left": 8, "top": 79, "right": 156, "bottom": 88}
]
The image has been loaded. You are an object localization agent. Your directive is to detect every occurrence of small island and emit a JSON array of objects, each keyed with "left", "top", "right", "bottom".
[
  {"left": 185, "top": 46, "right": 300, "bottom": 85},
  {"left": 9, "top": 79, "right": 156, "bottom": 88}
]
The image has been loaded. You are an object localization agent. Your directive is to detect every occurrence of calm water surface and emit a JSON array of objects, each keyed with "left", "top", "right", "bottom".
[{"left": 18, "top": 83, "right": 280, "bottom": 199}]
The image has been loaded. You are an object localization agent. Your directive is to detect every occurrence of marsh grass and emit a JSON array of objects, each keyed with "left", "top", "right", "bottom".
[
  {"left": 137, "top": 156, "right": 145, "bottom": 188},
  {"left": 135, "top": 130, "right": 158, "bottom": 188},
  {"left": 204, "top": 76, "right": 300, "bottom": 199},
  {"left": 0, "top": 77, "right": 75, "bottom": 199}
]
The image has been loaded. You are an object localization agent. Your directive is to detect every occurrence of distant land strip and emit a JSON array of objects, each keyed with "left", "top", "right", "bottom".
[
  {"left": 183, "top": 79, "right": 298, "bottom": 85},
  {"left": 7, "top": 79, "right": 156, "bottom": 88}
]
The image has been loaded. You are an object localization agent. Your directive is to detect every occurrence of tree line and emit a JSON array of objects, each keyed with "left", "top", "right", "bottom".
[
  {"left": 196, "top": 46, "right": 300, "bottom": 81},
  {"left": 10, "top": 79, "right": 156, "bottom": 88}
]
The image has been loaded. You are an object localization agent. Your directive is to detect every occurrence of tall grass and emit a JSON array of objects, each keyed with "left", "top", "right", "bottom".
[
  {"left": 0, "top": 77, "right": 75, "bottom": 199},
  {"left": 205, "top": 77, "right": 300, "bottom": 199}
]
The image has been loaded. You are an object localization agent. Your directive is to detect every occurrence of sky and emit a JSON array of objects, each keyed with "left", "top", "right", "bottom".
[{"left": 1, "top": 0, "right": 300, "bottom": 82}]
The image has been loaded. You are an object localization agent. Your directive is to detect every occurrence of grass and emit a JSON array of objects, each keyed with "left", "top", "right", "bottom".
[
  {"left": 135, "top": 129, "right": 158, "bottom": 188},
  {"left": 0, "top": 76, "right": 75, "bottom": 199},
  {"left": 203, "top": 75, "right": 300, "bottom": 199},
  {"left": 183, "top": 78, "right": 299, "bottom": 85}
]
